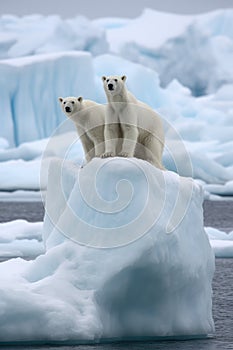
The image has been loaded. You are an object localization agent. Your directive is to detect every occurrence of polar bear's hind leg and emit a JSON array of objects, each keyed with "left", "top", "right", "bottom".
[
  {"left": 143, "top": 135, "right": 165, "bottom": 170},
  {"left": 80, "top": 134, "right": 95, "bottom": 162}
]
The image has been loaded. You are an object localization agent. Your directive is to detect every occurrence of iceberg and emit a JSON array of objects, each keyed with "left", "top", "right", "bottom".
[
  {"left": 0, "top": 51, "right": 96, "bottom": 146},
  {"left": 0, "top": 158, "right": 215, "bottom": 342}
]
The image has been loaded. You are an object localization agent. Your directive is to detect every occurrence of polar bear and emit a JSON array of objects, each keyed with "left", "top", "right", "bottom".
[
  {"left": 59, "top": 96, "right": 105, "bottom": 162},
  {"left": 101, "top": 75, "right": 165, "bottom": 170}
]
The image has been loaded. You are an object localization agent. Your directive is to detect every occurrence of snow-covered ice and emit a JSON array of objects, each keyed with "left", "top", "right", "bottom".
[
  {"left": 105, "top": 9, "right": 233, "bottom": 95},
  {"left": 0, "top": 14, "right": 108, "bottom": 59},
  {"left": 0, "top": 158, "right": 215, "bottom": 342},
  {"left": 0, "top": 159, "right": 42, "bottom": 190},
  {"left": 0, "top": 190, "right": 43, "bottom": 202},
  {"left": 101, "top": 9, "right": 195, "bottom": 54},
  {"left": 205, "top": 227, "right": 233, "bottom": 258},
  {"left": 0, "top": 220, "right": 44, "bottom": 259}
]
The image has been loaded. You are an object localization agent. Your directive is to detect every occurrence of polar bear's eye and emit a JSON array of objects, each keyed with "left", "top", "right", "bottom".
[
  {"left": 71, "top": 101, "right": 75, "bottom": 104},
  {"left": 114, "top": 79, "right": 118, "bottom": 82},
  {"left": 106, "top": 79, "right": 109, "bottom": 83},
  {"left": 63, "top": 101, "right": 66, "bottom": 105}
]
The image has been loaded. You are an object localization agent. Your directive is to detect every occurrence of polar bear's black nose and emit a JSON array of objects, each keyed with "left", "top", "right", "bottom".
[
  {"left": 65, "top": 106, "right": 71, "bottom": 113},
  {"left": 108, "top": 83, "right": 114, "bottom": 90}
]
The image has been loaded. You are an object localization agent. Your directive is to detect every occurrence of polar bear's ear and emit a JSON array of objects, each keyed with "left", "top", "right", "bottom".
[
  {"left": 121, "top": 75, "right": 127, "bottom": 82},
  {"left": 77, "top": 96, "right": 83, "bottom": 103},
  {"left": 102, "top": 76, "right": 107, "bottom": 81},
  {"left": 58, "top": 97, "right": 63, "bottom": 103}
]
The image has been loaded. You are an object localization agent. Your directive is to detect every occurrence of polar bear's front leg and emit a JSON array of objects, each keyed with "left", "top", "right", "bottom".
[
  {"left": 118, "top": 105, "right": 138, "bottom": 158},
  {"left": 92, "top": 133, "right": 105, "bottom": 158},
  {"left": 119, "top": 124, "right": 138, "bottom": 158},
  {"left": 79, "top": 134, "right": 95, "bottom": 162},
  {"left": 101, "top": 107, "right": 119, "bottom": 158},
  {"left": 94, "top": 140, "right": 105, "bottom": 158},
  {"left": 101, "top": 124, "right": 119, "bottom": 158}
]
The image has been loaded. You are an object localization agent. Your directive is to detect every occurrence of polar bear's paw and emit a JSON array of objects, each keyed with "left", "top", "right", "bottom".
[
  {"left": 119, "top": 151, "right": 132, "bottom": 158},
  {"left": 101, "top": 152, "right": 115, "bottom": 158}
]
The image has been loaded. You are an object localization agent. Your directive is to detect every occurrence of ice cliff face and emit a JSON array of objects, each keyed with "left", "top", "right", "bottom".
[{"left": 0, "top": 51, "right": 95, "bottom": 146}]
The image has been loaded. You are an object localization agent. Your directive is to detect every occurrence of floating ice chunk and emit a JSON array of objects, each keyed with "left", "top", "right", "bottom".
[
  {"left": 206, "top": 227, "right": 233, "bottom": 240},
  {"left": 206, "top": 227, "right": 233, "bottom": 258},
  {"left": 204, "top": 180, "right": 233, "bottom": 196},
  {"left": 0, "top": 159, "right": 42, "bottom": 190},
  {"left": 0, "top": 220, "right": 44, "bottom": 259},
  {"left": 209, "top": 240, "right": 233, "bottom": 258},
  {"left": 0, "top": 138, "right": 48, "bottom": 162},
  {"left": 0, "top": 132, "right": 83, "bottom": 191},
  {"left": 0, "top": 190, "right": 43, "bottom": 202}
]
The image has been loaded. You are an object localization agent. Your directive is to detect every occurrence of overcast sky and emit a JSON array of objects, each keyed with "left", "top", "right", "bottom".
[{"left": 1, "top": 0, "right": 233, "bottom": 18}]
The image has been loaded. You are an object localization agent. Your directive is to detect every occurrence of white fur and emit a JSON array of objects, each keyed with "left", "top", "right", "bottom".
[
  {"left": 59, "top": 97, "right": 105, "bottom": 162},
  {"left": 101, "top": 75, "right": 165, "bottom": 169}
]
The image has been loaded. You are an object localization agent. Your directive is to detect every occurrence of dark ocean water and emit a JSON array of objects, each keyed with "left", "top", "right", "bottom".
[
  {"left": 0, "top": 200, "right": 233, "bottom": 349},
  {"left": 0, "top": 200, "right": 232, "bottom": 231}
]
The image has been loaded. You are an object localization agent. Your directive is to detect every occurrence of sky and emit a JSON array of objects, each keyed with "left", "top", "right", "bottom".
[{"left": 1, "top": 0, "right": 233, "bottom": 19}]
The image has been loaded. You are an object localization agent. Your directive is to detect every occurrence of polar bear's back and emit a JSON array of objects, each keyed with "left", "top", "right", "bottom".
[
  {"left": 130, "top": 101, "right": 164, "bottom": 136},
  {"left": 80, "top": 100, "right": 105, "bottom": 122},
  {"left": 82, "top": 99, "right": 101, "bottom": 109}
]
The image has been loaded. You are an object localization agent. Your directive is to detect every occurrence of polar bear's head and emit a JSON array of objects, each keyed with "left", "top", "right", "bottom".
[
  {"left": 102, "top": 75, "right": 127, "bottom": 96},
  {"left": 58, "top": 96, "right": 83, "bottom": 117}
]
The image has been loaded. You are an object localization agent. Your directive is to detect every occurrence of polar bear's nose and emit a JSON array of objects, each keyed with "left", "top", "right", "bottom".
[
  {"left": 108, "top": 83, "right": 114, "bottom": 91},
  {"left": 65, "top": 106, "right": 71, "bottom": 113}
]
